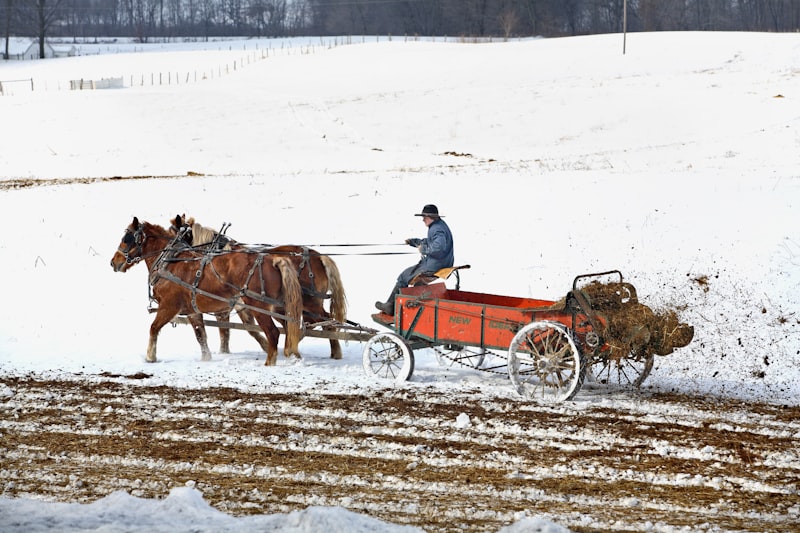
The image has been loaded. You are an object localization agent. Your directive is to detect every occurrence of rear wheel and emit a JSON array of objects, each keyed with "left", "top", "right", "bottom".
[
  {"left": 434, "top": 345, "right": 486, "bottom": 369},
  {"left": 508, "top": 321, "right": 585, "bottom": 403},
  {"left": 590, "top": 350, "right": 654, "bottom": 388},
  {"left": 362, "top": 332, "right": 414, "bottom": 383}
]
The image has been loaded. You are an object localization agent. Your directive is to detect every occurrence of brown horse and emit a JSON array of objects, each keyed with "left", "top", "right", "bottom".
[
  {"left": 110, "top": 217, "right": 303, "bottom": 365},
  {"left": 162, "top": 216, "right": 275, "bottom": 357},
  {"left": 170, "top": 215, "right": 348, "bottom": 359}
]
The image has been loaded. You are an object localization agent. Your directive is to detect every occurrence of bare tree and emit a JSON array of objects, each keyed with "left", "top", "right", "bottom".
[
  {"left": 16, "top": 0, "right": 64, "bottom": 57},
  {"left": 3, "top": 0, "right": 13, "bottom": 59},
  {"left": 4, "top": 0, "right": 798, "bottom": 44},
  {"left": 498, "top": 6, "right": 518, "bottom": 38}
]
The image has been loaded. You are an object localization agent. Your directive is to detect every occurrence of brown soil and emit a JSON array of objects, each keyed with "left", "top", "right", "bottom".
[
  {"left": 1, "top": 375, "right": 798, "bottom": 532},
  {"left": 0, "top": 173, "right": 202, "bottom": 190}
]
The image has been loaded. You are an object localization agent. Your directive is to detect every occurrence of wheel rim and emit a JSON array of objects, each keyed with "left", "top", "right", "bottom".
[
  {"left": 591, "top": 350, "right": 654, "bottom": 388},
  {"left": 508, "top": 321, "right": 585, "bottom": 403},
  {"left": 362, "top": 333, "right": 414, "bottom": 383}
]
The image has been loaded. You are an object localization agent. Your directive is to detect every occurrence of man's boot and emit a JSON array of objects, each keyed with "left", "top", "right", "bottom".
[{"left": 375, "top": 287, "right": 400, "bottom": 315}]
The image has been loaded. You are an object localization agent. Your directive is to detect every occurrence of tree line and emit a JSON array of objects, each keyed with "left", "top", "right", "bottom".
[{"left": 4, "top": 0, "right": 799, "bottom": 59}]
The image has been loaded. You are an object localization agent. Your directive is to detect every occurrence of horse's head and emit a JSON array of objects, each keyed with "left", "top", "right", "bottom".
[
  {"left": 110, "top": 217, "right": 147, "bottom": 272},
  {"left": 169, "top": 214, "right": 195, "bottom": 246},
  {"left": 169, "top": 214, "right": 235, "bottom": 251}
]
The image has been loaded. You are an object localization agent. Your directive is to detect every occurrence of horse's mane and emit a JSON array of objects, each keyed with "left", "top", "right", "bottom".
[
  {"left": 191, "top": 223, "right": 221, "bottom": 246},
  {"left": 143, "top": 220, "right": 171, "bottom": 237}
]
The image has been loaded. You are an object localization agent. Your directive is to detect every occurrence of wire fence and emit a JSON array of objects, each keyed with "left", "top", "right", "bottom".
[
  {"left": 0, "top": 78, "right": 35, "bottom": 95},
  {"left": 1, "top": 34, "right": 525, "bottom": 96},
  {"left": 1, "top": 39, "right": 340, "bottom": 95}
]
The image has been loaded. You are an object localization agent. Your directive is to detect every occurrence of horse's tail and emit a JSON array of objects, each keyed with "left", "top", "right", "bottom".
[
  {"left": 320, "top": 255, "right": 348, "bottom": 322},
  {"left": 273, "top": 256, "right": 303, "bottom": 355}
]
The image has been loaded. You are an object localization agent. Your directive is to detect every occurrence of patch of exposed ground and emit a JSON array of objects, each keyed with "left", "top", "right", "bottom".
[
  {"left": 1, "top": 376, "right": 798, "bottom": 532},
  {"left": 0, "top": 173, "right": 203, "bottom": 190}
]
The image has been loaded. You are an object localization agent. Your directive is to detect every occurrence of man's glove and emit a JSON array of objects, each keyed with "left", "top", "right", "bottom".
[{"left": 406, "top": 238, "right": 421, "bottom": 247}]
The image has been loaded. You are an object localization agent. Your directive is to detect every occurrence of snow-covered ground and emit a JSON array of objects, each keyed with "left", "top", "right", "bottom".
[{"left": 0, "top": 31, "right": 798, "bottom": 531}]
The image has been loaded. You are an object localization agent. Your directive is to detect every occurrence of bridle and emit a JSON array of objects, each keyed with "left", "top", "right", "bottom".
[
  {"left": 169, "top": 221, "right": 193, "bottom": 247},
  {"left": 117, "top": 225, "right": 146, "bottom": 265}
]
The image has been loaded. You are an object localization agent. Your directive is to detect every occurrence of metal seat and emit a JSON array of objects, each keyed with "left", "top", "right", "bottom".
[{"left": 409, "top": 264, "right": 470, "bottom": 290}]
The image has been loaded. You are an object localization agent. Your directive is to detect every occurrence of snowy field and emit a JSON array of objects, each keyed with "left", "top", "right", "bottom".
[{"left": 0, "top": 31, "right": 799, "bottom": 531}]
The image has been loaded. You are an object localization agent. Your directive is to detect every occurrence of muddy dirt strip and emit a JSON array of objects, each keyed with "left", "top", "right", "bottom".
[{"left": 1, "top": 376, "right": 798, "bottom": 532}]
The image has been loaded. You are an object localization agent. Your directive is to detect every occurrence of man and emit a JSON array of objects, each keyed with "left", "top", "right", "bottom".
[{"left": 375, "top": 204, "right": 454, "bottom": 315}]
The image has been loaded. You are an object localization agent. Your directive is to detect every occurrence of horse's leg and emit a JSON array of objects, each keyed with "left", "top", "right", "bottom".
[
  {"left": 236, "top": 307, "right": 273, "bottom": 354},
  {"left": 187, "top": 313, "right": 213, "bottom": 361},
  {"left": 328, "top": 329, "right": 342, "bottom": 360},
  {"left": 307, "top": 300, "right": 340, "bottom": 360},
  {"left": 251, "top": 313, "right": 280, "bottom": 366},
  {"left": 313, "top": 303, "right": 341, "bottom": 360},
  {"left": 147, "top": 307, "right": 178, "bottom": 363},
  {"left": 215, "top": 311, "right": 231, "bottom": 354}
]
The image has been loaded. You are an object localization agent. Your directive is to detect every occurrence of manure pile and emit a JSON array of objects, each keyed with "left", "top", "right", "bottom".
[{"left": 581, "top": 281, "right": 694, "bottom": 359}]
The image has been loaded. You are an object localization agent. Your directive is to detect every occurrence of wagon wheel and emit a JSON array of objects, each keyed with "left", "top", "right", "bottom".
[
  {"left": 433, "top": 344, "right": 486, "bottom": 369},
  {"left": 362, "top": 332, "right": 415, "bottom": 383},
  {"left": 590, "top": 349, "right": 654, "bottom": 388},
  {"left": 507, "top": 321, "right": 586, "bottom": 403}
]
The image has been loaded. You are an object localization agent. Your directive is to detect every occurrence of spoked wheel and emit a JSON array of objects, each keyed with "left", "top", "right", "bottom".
[
  {"left": 362, "top": 332, "right": 414, "bottom": 383},
  {"left": 507, "top": 321, "right": 586, "bottom": 403},
  {"left": 434, "top": 344, "right": 486, "bottom": 369},
  {"left": 590, "top": 349, "right": 654, "bottom": 388}
]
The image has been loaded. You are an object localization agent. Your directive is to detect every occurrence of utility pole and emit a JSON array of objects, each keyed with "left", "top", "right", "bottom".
[{"left": 623, "top": 0, "right": 627, "bottom": 54}]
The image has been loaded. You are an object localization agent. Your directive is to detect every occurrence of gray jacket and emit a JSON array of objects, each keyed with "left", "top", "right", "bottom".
[{"left": 414, "top": 218, "right": 454, "bottom": 273}]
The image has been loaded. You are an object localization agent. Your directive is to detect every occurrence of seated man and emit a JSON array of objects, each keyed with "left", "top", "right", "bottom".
[{"left": 375, "top": 204, "right": 454, "bottom": 315}]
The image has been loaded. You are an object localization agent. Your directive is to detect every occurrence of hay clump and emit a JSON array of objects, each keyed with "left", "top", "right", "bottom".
[{"left": 580, "top": 281, "right": 693, "bottom": 358}]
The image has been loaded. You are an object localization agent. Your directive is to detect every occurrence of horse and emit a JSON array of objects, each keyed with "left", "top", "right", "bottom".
[
  {"left": 110, "top": 217, "right": 303, "bottom": 366},
  {"left": 170, "top": 215, "right": 348, "bottom": 360},
  {"left": 162, "top": 216, "right": 275, "bottom": 357}
]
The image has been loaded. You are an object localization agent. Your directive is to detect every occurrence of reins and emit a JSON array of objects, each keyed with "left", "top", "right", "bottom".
[
  {"left": 182, "top": 244, "right": 417, "bottom": 257},
  {"left": 172, "top": 220, "right": 417, "bottom": 257}
]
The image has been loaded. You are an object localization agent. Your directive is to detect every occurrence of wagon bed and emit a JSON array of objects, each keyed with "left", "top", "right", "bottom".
[{"left": 372, "top": 282, "right": 567, "bottom": 351}]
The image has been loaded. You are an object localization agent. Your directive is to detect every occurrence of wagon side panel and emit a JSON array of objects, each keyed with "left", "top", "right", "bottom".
[
  {"left": 395, "top": 294, "right": 575, "bottom": 352},
  {"left": 396, "top": 298, "right": 487, "bottom": 347}
]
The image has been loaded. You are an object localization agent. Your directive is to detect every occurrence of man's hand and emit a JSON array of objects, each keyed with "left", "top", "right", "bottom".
[{"left": 406, "top": 238, "right": 421, "bottom": 247}]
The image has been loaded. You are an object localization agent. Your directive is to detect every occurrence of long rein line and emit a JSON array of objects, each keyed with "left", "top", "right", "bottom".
[{"left": 182, "top": 242, "right": 418, "bottom": 257}]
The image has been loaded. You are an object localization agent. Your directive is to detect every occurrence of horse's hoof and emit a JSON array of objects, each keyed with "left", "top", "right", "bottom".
[
  {"left": 201, "top": 355, "right": 212, "bottom": 362},
  {"left": 330, "top": 354, "right": 342, "bottom": 360}
]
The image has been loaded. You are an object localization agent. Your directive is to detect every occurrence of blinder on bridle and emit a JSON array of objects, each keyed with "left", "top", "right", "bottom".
[
  {"left": 118, "top": 225, "right": 145, "bottom": 264},
  {"left": 169, "top": 221, "right": 193, "bottom": 246}
]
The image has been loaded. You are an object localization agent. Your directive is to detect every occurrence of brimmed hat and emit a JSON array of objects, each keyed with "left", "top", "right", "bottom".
[{"left": 415, "top": 204, "right": 443, "bottom": 218}]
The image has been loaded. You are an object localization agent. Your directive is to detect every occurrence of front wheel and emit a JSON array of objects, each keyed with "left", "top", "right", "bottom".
[
  {"left": 508, "top": 321, "right": 585, "bottom": 403},
  {"left": 362, "top": 332, "right": 414, "bottom": 383}
]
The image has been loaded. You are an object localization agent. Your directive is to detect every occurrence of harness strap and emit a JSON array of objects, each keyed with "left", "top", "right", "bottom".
[
  {"left": 191, "top": 253, "right": 214, "bottom": 314},
  {"left": 300, "top": 247, "right": 314, "bottom": 280},
  {"left": 152, "top": 268, "right": 295, "bottom": 323}
]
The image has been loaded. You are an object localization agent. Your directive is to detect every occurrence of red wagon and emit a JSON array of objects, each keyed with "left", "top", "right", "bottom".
[{"left": 364, "top": 269, "right": 693, "bottom": 403}]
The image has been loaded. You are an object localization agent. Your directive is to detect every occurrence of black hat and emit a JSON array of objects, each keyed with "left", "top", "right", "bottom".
[{"left": 415, "top": 204, "right": 442, "bottom": 218}]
